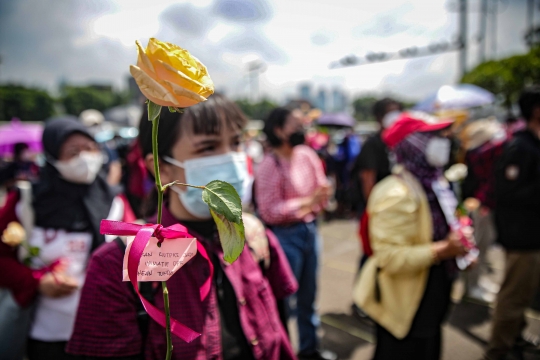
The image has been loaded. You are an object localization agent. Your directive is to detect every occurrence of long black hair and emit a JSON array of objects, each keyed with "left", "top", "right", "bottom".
[
  {"left": 263, "top": 107, "right": 292, "bottom": 148},
  {"left": 138, "top": 93, "right": 248, "bottom": 217}
]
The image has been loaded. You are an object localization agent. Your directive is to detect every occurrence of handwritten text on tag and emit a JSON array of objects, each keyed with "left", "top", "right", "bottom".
[{"left": 122, "top": 236, "right": 197, "bottom": 282}]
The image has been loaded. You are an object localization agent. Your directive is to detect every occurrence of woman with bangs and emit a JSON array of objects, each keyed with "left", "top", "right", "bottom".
[{"left": 67, "top": 94, "right": 298, "bottom": 360}]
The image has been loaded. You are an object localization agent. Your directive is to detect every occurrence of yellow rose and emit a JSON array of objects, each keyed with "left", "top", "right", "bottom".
[
  {"left": 2, "top": 222, "right": 25, "bottom": 247},
  {"left": 130, "top": 38, "right": 214, "bottom": 108}
]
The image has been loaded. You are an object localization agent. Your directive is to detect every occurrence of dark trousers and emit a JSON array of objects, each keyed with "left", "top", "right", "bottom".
[
  {"left": 27, "top": 339, "right": 75, "bottom": 360},
  {"left": 485, "top": 250, "right": 540, "bottom": 360},
  {"left": 373, "top": 325, "right": 441, "bottom": 360},
  {"left": 27, "top": 338, "right": 142, "bottom": 360},
  {"left": 271, "top": 221, "right": 320, "bottom": 354}
]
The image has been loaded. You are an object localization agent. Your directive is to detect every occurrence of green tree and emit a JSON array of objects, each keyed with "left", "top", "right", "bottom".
[
  {"left": 351, "top": 96, "right": 378, "bottom": 122},
  {"left": 235, "top": 98, "right": 278, "bottom": 120},
  {"left": 62, "top": 86, "right": 129, "bottom": 116},
  {"left": 0, "top": 84, "right": 55, "bottom": 120},
  {"left": 461, "top": 47, "right": 540, "bottom": 112}
]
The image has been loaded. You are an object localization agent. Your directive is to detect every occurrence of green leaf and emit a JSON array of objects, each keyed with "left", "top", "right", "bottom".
[
  {"left": 202, "top": 180, "right": 242, "bottom": 224},
  {"left": 147, "top": 100, "right": 162, "bottom": 121},
  {"left": 29, "top": 246, "right": 40, "bottom": 257},
  {"left": 210, "top": 209, "right": 245, "bottom": 263},
  {"left": 168, "top": 106, "right": 177, "bottom": 113},
  {"left": 202, "top": 180, "right": 245, "bottom": 263}
]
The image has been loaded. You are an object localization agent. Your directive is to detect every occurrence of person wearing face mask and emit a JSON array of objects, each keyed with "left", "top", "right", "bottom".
[
  {"left": 349, "top": 98, "right": 403, "bottom": 321},
  {"left": 67, "top": 94, "right": 297, "bottom": 360},
  {"left": 0, "top": 116, "right": 133, "bottom": 360},
  {"left": 254, "top": 108, "right": 334, "bottom": 360},
  {"left": 353, "top": 112, "right": 470, "bottom": 360},
  {"left": 484, "top": 86, "right": 540, "bottom": 360}
]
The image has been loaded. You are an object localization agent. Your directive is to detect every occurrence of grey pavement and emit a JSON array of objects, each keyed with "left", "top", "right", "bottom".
[{"left": 286, "top": 219, "right": 540, "bottom": 360}]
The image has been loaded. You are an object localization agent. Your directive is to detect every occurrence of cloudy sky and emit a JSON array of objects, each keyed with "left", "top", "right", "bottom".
[{"left": 0, "top": 0, "right": 532, "bottom": 102}]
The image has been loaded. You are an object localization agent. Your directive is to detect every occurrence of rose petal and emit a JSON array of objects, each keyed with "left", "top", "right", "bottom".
[
  {"left": 130, "top": 65, "right": 180, "bottom": 107},
  {"left": 155, "top": 60, "right": 207, "bottom": 94},
  {"left": 199, "top": 81, "right": 215, "bottom": 98},
  {"left": 135, "top": 40, "right": 156, "bottom": 75},
  {"left": 134, "top": 38, "right": 214, "bottom": 108},
  {"left": 147, "top": 39, "right": 196, "bottom": 79},
  {"left": 2, "top": 222, "right": 25, "bottom": 247},
  {"left": 188, "top": 53, "right": 212, "bottom": 79},
  {"left": 163, "top": 80, "right": 207, "bottom": 107}
]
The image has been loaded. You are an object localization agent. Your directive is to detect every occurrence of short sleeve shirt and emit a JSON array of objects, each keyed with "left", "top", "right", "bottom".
[{"left": 355, "top": 133, "right": 391, "bottom": 182}]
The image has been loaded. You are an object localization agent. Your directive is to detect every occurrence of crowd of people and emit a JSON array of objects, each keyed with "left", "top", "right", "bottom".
[{"left": 0, "top": 86, "right": 540, "bottom": 360}]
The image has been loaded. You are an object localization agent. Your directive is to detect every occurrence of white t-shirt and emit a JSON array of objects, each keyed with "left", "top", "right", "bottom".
[
  {"left": 18, "top": 196, "right": 124, "bottom": 341},
  {"left": 26, "top": 228, "right": 92, "bottom": 341}
]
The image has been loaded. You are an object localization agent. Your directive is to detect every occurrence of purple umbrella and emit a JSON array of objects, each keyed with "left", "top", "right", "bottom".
[
  {"left": 316, "top": 113, "right": 355, "bottom": 127},
  {"left": 0, "top": 118, "right": 43, "bottom": 156}
]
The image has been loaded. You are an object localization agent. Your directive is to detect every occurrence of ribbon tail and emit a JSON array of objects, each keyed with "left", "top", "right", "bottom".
[
  {"left": 139, "top": 294, "right": 201, "bottom": 343},
  {"left": 197, "top": 242, "right": 213, "bottom": 301},
  {"left": 128, "top": 227, "right": 201, "bottom": 343}
]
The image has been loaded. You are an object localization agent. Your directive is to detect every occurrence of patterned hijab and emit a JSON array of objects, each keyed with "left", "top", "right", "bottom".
[{"left": 393, "top": 132, "right": 449, "bottom": 241}]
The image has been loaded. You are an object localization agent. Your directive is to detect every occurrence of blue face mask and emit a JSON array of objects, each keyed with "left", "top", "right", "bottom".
[{"left": 164, "top": 152, "right": 248, "bottom": 219}]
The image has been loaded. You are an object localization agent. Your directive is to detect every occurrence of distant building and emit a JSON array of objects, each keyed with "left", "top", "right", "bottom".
[
  {"left": 316, "top": 88, "right": 327, "bottom": 112},
  {"left": 58, "top": 77, "right": 69, "bottom": 96},
  {"left": 299, "top": 83, "right": 312, "bottom": 102},
  {"left": 332, "top": 88, "right": 347, "bottom": 112},
  {"left": 285, "top": 99, "right": 314, "bottom": 114}
]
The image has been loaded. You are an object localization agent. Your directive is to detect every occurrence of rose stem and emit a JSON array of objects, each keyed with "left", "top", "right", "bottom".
[{"left": 151, "top": 102, "right": 173, "bottom": 360}]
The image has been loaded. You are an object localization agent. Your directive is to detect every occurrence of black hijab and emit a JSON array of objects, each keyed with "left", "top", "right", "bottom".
[{"left": 33, "top": 117, "right": 117, "bottom": 251}]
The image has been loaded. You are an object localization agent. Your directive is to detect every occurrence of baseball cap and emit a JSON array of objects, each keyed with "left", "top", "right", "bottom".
[{"left": 382, "top": 111, "right": 454, "bottom": 148}]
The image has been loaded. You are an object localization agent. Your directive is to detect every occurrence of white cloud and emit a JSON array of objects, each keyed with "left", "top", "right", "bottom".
[
  {"left": 207, "top": 23, "right": 237, "bottom": 43},
  {"left": 92, "top": 8, "right": 161, "bottom": 46},
  {"left": 0, "top": 0, "right": 531, "bottom": 103}
]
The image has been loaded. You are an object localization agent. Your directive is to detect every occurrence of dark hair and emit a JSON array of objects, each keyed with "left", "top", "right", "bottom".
[
  {"left": 13, "top": 142, "right": 29, "bottom": 160},
  {"left": 139, "top": 93, "right": 248, "bottom": 157},
  {"left": 518, "top": 86, "right": 540, "bottom": 122},
  {"left": 138, "top": 93, "right": 248, "bottom": 216},
  {"left": 372, "top": 98, "right": 403, "bottom": 122},
  {"left": 263, "top": 107, "right": 292, "bottom": 147}
]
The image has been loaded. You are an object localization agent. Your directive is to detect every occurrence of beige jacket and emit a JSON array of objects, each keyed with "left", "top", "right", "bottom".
[{"left": 353, "top": 166, "right": 436, "bottom": 339}]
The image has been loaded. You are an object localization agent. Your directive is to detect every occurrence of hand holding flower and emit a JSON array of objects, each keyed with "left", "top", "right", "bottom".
[{"left": 39, "top": 271, "right": 79, "bottom": 298}]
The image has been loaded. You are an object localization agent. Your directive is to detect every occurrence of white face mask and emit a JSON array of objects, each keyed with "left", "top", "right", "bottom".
[
  {"left": 53, "top": 151, "right": 103, "bottom": 184},
  {"left": 164, "top": 152, "right": 248, "bottom": 219},
  {"left": 382, "top": 110, "right": 401, "bottom": 129},
  {"left": 425, "top": 137, "right": 451, "bottom": 168}
]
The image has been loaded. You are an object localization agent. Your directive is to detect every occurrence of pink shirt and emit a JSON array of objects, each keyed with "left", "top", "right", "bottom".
[{"left": 255, "top": 145, "right": 328, "bottom": 225}]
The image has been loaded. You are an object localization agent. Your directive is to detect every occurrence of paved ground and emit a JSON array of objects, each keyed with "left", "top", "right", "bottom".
[{"left": 286, "top": 219, "right": 540, "bottom": 360}]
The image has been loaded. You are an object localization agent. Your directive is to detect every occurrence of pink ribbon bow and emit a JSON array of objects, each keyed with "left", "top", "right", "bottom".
[
  {"left": 100, "top": 219, "right": 213, "bottom": 343},
  {"left": 31, "top": 259, "right": 62, "bottom": 282}
]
